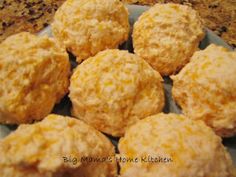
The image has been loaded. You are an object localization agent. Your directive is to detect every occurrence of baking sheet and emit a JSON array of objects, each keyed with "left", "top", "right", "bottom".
[{"left": 0, "top": 4, "right": 235, "bottom": 165}]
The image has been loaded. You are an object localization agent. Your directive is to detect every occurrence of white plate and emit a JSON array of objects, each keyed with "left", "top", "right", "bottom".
[{"left": 1, "top": 4, "right": 235, "bottom": 165}]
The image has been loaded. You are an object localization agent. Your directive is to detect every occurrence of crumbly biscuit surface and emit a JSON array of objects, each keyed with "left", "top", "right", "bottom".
[
  {"left": 0, "top": 114, "right": 117, "bottom": 177},
  {"left": 118, "top": 113, "right": 236, "bottom": 177},
  {"left": 69, "top": 49, "right": 164, "bottom": 137},
  {"left": 133, "top": 3, "right": 204, "bottom": 75},
  {"left": 172, "top": 44, "right": 236, "bottom": 137},
  {"left": 52, "top": 0, "right": 130, "bottom": 62},
  {"left": 0, "top": 32, "right": 70, "bottom": 124}
]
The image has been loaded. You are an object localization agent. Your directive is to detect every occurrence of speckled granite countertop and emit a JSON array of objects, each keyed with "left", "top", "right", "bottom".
[
  {"left": 177, "top": 0, "right": 236, "bottom": 48},
  {"left": 0, "top": 0, "right": 235, "bottom": 48},
  {"left": 0, "top": 0, "right": 65, "bottom": 42}
]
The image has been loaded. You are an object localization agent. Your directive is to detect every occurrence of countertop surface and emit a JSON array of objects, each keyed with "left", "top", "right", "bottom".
[
  {"left": 0, "top": 0, "right": 236, "bottom": 48},
  {"left": 0, "top": 0, "right": 65, "bottom": 42}
]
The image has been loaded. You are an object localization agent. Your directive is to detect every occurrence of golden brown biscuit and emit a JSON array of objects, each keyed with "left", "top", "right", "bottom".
[
  {"left": 0, "top": 32, "right": 70, "bottom": 124},
  {"left": 133, "top": 3, "right": 204, "bottom": 76},
  {"left": 118, "top": 113, "right": 236, "bottom": 177},
  {"left": 0, "top": 114, "right": 117, "bottom": 177},
  {"left": 69, "top": 49, "right": 164, "bottom": 137},
  {"left": 52, "top": 0, "right": 130, "bottom": 62},
  {"left": 172, "top": 44, "right": 236, "bottom": 137}
]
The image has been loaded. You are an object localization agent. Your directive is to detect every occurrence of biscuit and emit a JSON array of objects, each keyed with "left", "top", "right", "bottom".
[
  {"left": 52, "top": 0, "right": 130, "bottom": 62},
  {"left": 0, "top": 114, "right": 117, "bottom": 177},
  {"left": 69, "top": 49, "right": 164, "bottom": 137},
  {"left": 0, "top": 32, "right": 70, "bottom": 124},
  {"left": 118, "top": 113, "right": 236, "bottom": 177},
  {"left": 133, "top": 3, "right": 204, "bottom": 76},
  {"left": 172, "top": 44, "right": 236, "bottom": 137}
]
